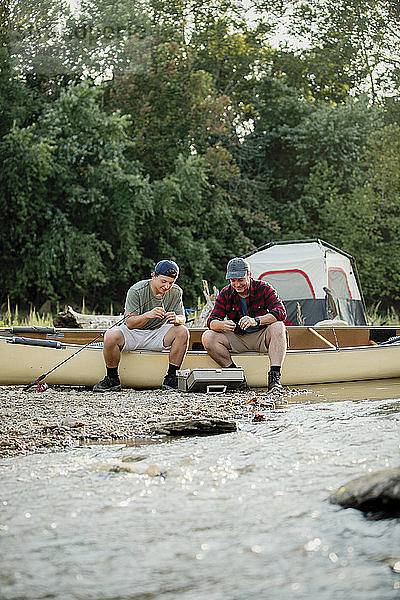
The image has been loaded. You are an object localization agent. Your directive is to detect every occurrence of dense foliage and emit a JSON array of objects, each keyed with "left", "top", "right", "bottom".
[{"left": 1, "top": 0, "right": 399, "bottom": 311}]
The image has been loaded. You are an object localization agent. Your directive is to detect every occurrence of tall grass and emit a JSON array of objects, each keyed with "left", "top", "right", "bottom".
[
  {"left": 0, "top": 298, "right": 117, "bottom": 327},
  {"left": 0, "top": 298, "right": 53, "bottom": 327},
  {"left": 366, "top": 302, "right": 400, "bottom": 325},
  {"left": 3, "top": 297, "right": 398, "bottom": 328}
]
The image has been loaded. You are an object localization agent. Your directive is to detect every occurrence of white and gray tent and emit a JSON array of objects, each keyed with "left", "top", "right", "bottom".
[{"left": 244, "top": 239, "right": 367, "bottom": 326}]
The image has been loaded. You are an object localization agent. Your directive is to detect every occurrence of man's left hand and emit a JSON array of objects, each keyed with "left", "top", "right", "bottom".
[{"left": 165, "top": 312, "right": 185, "bottom": 325}]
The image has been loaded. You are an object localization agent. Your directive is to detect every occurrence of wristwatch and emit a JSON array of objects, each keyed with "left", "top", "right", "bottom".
[{"left": 254, "top": 317, "right": 260, "bottom": 326}]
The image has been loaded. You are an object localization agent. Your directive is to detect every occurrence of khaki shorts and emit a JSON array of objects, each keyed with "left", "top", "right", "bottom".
[
  {"left": 224, "top": 328, "right": 269, "bottom": 354},
  {"left": 119, "top": 323, "right": 175, "bottom": 352}
]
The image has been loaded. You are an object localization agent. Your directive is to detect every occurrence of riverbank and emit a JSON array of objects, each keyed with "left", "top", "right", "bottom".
[{"left": 0, "top": 385, "right": 297, "bottom": 458}]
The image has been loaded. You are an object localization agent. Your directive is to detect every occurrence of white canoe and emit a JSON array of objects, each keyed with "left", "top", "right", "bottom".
[{"left": 1, "top": 326, "right": 400, "bottom": 388}]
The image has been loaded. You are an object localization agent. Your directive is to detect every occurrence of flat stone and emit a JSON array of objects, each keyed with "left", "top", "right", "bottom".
[
  {"left": 329, "top": 466, "right": 400, "bottom": 516},
  {"left": 61, "top": 418, "right": 85, "bottom": 428},
  {"left": 152, "top": 418, "right": 237, "bottom": 436}
]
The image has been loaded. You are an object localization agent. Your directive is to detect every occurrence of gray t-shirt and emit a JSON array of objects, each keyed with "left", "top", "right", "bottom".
[{"left": 124, "top": 279, "right": 184, "bottom": 330}]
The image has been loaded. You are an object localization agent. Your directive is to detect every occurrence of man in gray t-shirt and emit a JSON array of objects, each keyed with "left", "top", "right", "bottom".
[
  {"left": 93, "top": 260, "right": 189, "bottom": 392},
  {"left": 124, "top": 279, "right": 184, "bottom": 330}
]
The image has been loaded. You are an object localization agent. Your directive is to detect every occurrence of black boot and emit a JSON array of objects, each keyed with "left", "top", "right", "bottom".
[
  {"left": 162, "top": 373, "right": 178, "bottom": 390},
  {"left": 268, "top": 370, "right": 282, "bottom": 392},
  {"left": 93, "top": 375, "right": 122, "bottom": 392}
]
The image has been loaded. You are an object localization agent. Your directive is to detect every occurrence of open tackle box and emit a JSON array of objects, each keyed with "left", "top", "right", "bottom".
[{"left": 176, "top": 367, "right": 245, "bottom": 393}]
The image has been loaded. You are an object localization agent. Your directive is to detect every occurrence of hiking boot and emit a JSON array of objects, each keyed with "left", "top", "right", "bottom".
[
  {"left": 93, "top": 375, "right": 122, "bottom": 393},
  {"left": 268, "top": 370, "right": 282, "bottom": 392},
  {"left": 162, "top": 373, "right": 178, "bottom": 390}
]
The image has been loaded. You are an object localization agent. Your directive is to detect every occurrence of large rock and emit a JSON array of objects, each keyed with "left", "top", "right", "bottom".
[
  {"left": 330, "top": 466, "right": 400, "bottom": 516},
  {"left": 152, "top": 418, "right": 237, "bottom": 436}
]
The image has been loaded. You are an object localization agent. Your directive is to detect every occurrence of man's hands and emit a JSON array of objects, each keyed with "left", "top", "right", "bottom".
[
  {"left": 145, "top": 307, "right": 183, "bottom": 325},
  {"left": 146, "top": 306, "right": 166, "bottom": 320},
  {"left": 210, "top": 316, "right": 259, "bottom": 332},
  {"left": 238, "top": 315, "right": 258, "bottom": 330}
]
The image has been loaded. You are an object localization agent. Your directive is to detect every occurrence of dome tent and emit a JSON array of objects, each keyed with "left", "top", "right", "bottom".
[{"left": 244, "top": 239, "right": 367, "bottom": 326}]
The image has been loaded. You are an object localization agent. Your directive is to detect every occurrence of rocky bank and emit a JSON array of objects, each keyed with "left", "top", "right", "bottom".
[{"left": 0, "top": 385, "right": 293, "bottom": 458}]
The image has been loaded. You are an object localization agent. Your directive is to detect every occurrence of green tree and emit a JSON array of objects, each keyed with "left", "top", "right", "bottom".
[
  {"left": 269, "top": 46, "right": 358, "bottom": 103},
  {"left": 188, "top": 5, "right": 273, "bottom": 109},
  {"left": 254, "top": 0, "right": 400, "bottom": 103},
  {"left": 0, "top": 0, "right": 45, "bottom": 137},
  {"left": 61, "top": 0, "right": 150, "bottom": 80},
  {"left": 316, "top": 124, "right": 400, "bottom": 309},
  {"left": 8, "top": 0, "right": 72, "bottom": 77},
  {"left": 109, "top": 40, "right": 233, "bottom": 180},
  {"left": 140, "top": 151, "right": 253, "bottom": 305},
  {"left": 292, "top": 98, "right": 380, "bottom": 233},
  {"left": 235, "top": 76, "right": 313, "bottom": 232},
  {"left": 239, "top": 79, "right": 380, "bottom": 236},
  {"left": 0, "top": 83, "right": 153, "bottom": 309}
]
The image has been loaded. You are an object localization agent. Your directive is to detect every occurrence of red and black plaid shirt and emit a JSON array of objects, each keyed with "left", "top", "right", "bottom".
[{"left": 207, "top": 278, "right": 286, "bottom": 333}]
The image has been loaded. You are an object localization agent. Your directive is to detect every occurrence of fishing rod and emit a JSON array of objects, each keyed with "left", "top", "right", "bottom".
[
  {"left": 22, "top": 292, "right": 172, "bottom": 392},
  {"left": 22, "top": 314, "right": 128, "bottom": 392}
]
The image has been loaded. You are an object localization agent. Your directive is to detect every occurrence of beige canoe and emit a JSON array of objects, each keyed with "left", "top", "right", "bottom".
[{"left": 1, "top": 325, "right": 400, "bottom": 388}]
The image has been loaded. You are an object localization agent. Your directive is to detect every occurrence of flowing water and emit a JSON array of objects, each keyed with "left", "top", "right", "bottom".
[{"left": 1, "top": 380, "right": 400, "bottom": 600}]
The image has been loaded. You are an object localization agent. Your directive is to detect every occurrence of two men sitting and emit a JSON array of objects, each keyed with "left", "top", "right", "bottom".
[{"left": 94, "top": 257, "right": 287, "bottom": 393}]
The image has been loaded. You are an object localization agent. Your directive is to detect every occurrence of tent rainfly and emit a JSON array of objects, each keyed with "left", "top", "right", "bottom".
[{"left": 244, "top": 239, "right": 367, "bottom": 326}]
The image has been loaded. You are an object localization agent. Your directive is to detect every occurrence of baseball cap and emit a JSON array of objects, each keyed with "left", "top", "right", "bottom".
[
  {"left": 226, "top": 257, "right": 250, "bottom": 279},
  {"left": 154, "top": 259, "right": 179, "bottom": 278}
]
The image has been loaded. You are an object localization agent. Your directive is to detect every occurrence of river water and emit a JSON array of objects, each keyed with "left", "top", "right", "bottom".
[{"left": 1, "top": 380, "right": 400, "bottom": 600}]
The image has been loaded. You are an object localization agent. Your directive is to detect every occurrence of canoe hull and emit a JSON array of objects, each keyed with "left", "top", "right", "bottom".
[{"left": 1, "top": 339, "right": 400, "bottom": 387}]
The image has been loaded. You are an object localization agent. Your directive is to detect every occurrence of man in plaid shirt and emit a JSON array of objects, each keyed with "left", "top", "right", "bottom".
[{"left": 202, "top": 257, "right": 287, "bottom": 391}]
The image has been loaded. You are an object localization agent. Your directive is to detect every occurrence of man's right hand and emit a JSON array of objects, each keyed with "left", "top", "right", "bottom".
[
  {"left": 210, "top": 318, "right": 236, "bottom": 332},
  {"left": 146, "top": 306, "right": 166, "bottom": 320},
  {"left": 220, "top": 319, "right": 236, "bottom": 332}
]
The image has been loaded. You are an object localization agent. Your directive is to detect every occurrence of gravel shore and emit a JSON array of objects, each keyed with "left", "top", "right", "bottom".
[{"left": 0, "top": 385, "right": 297, "bottom": 458}]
